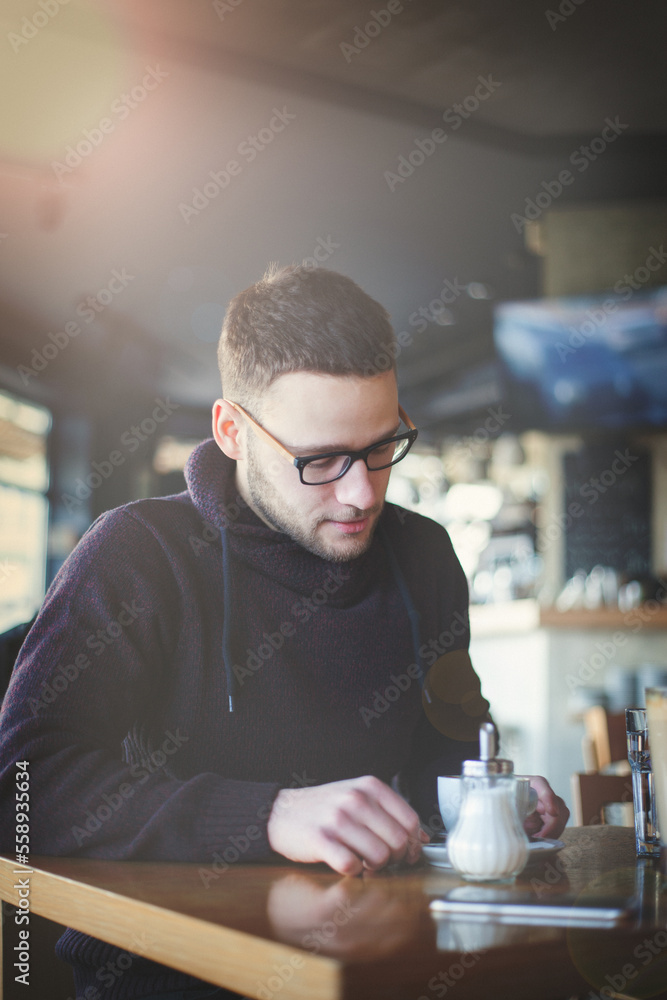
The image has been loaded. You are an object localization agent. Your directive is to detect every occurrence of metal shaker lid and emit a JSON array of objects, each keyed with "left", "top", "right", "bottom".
[{"left": 461, "top": 721, "right": 515, "bottom": 776}]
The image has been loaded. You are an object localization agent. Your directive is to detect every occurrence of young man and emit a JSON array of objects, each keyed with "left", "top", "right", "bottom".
[{"left": 0, "top": 265, "right": 567, "bottom": 999}]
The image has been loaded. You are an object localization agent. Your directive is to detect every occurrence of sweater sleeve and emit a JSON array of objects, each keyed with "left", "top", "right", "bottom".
[{"left": 0, "top": 509, "right": 281, "bottom": 863}]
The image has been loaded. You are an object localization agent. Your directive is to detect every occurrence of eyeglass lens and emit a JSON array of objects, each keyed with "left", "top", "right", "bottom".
[{"left": 301, "top": 435, "right": 412, "bottom": 484}]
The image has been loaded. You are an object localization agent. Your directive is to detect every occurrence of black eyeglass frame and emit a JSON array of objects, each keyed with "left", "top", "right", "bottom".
[{"left": 224, "top": 400, "right": 419, "bottom": 485}]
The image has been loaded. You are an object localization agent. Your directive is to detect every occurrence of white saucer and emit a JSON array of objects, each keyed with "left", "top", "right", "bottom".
[{"left": 422, "top": 838, "right": 565, "bottom": 870}]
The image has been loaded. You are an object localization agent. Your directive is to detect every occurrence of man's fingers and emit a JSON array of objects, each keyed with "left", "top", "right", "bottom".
[
  {"left": 266, "top": 776, "right": 427, "bottom": 872},
  {"left": 331, "top": 788, "right": 418, "bottom": 866},
  {"left": 527, "top": 775, "right": 570, "bottom": 838},
  {"left": 352, "top": 777, "right": 425, "bottom": 859},
  {"left": 323, "top": 810, "right": 400, "bottom": 870},
  {"left": 534, "top": 812, "right": 561, "bottom": 839},
  {"left": 316, "top": 833, "right": 365, "bottom": 876},
  {"left": 523, "top": 812, "right": 544, "bottom": 837},
  {"left": 365, "top": 776, "right": 423, "bottom": 834}
]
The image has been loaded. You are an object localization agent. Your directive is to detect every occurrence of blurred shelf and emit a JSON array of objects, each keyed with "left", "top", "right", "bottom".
[
  {"left": 469, "top": 599, "right": 540, "bottom": 637},
  {"left": 470, "top": 601, "right": 667, "bottom": 635},
  {"left": 539, "top": 606, "right": 667, "bottom": 629}
]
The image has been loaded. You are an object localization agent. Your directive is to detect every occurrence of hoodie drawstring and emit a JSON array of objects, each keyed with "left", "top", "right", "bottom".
[{"left": 379, "top": 524, "right": 424, "bottom": 692}]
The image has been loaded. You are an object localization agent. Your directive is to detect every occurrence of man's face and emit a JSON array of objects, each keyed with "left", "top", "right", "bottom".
[{"left": 234, "top": 371, "right": 399, "bottom": 561}]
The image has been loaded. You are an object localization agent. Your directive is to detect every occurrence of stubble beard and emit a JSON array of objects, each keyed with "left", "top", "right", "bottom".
[{"left": 245, "top": 445, "right": 383, "bottom": 562}]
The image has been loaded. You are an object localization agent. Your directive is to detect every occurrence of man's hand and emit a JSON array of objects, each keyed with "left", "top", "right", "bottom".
[
  {"left": 266, "top": 775, "right": 429, "bottom": 875},
  {"left": 524, "top": 775, "right": 569, "bottom": 839}
]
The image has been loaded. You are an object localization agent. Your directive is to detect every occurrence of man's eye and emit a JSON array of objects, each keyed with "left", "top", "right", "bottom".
[
  {"left": 371, "top": 442, "right": 394, "bottom": 459},
  {"left": 308, "top": 455, "right": 339, "bottom": 469}
]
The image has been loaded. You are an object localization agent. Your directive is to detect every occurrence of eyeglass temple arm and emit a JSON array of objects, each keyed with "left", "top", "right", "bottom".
[
  {"left": 226, "top": 399, "right": 416, "bottom": 458},
  {"left": 399, "top": 405, "right": 416, "bottom": 431},
  {"left": 224, "top": 400, "right": 296, "bottom": 462}
]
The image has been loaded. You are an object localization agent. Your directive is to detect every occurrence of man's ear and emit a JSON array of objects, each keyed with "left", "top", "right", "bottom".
[{"left": 212, "top": 399, "right": 243, "bottom": 460}]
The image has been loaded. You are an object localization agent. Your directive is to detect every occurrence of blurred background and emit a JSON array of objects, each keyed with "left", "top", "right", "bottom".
[{"left": 2, "top": 0, "right": 667, "bottom": 808}]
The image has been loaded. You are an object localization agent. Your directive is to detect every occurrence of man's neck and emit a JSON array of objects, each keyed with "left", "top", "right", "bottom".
[{"left": 233, "top": 464, "right": 278, "bottom": 532}]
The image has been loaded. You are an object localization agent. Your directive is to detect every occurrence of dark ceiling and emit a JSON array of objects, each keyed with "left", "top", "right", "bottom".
[
  {"left": 140, "top": 0, "right": 667, "bottom": 143},
  {"left": 1, "top": 0, "right": 666, "bottom": 439}
]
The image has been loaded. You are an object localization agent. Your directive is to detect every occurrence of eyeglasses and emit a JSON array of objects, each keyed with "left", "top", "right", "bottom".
[{"left": 225, "top": 400, "right": 418, "bottom": 485}]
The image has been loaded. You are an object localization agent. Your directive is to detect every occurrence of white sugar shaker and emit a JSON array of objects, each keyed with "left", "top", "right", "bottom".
[{"left": 447, "top": 722, "right": 529, "bottom": 882}]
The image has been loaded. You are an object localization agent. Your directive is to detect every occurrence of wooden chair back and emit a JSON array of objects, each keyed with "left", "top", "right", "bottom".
[
  {"left": 571, "top": 772, "right": 633, "bottom": 826},
  {"left": 583, "top": 706, "right": 628, "bottom": 771}
]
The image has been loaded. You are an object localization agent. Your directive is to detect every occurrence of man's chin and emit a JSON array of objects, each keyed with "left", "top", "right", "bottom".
[{"left": 313, "top": 519, "right": 378, "bottom": 562}]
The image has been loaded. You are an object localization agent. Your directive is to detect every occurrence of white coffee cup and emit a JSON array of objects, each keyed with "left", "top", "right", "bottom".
[{"left": 437, "top": 774, "right": 538, "bottom": 832}]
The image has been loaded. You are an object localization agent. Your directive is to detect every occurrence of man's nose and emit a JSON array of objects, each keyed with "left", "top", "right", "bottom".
[{"left": 333, "top": 458, "right": 378, "bottom": 510}]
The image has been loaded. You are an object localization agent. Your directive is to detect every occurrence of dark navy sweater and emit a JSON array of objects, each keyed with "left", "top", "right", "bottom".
[{"left": 0, "top": 439, "right": 489, "bottom": 998}]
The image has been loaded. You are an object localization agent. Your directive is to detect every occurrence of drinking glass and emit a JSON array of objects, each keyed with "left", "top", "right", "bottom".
[
  {"left": 625, "top": 708, "right": 660, "bottom": 857},
  {"left": 645, "top": 688, "right": 667, "bottom": 853}
]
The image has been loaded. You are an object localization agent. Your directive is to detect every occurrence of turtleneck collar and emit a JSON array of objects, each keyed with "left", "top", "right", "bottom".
[{"left": 184, "top": 438, "right": 383, "bottom": 607}]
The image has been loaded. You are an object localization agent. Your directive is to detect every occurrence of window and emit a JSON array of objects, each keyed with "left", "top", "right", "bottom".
[{"left": 0, "top": 391, "right": 51, "bottom": 633}]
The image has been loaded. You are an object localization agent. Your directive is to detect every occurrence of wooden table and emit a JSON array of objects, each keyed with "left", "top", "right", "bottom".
[{"left": 2, "top": 827, "right": 667, "bottom": 1000}]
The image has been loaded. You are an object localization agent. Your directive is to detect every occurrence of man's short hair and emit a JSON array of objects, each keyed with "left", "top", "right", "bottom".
[{"left": 217, "top": 264, "right": 397, "bottom": 410}]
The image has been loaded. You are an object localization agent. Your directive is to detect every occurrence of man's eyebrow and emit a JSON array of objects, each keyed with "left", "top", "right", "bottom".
[{"left": 291, "top": 422, "right": 402, "bottom": 454}]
